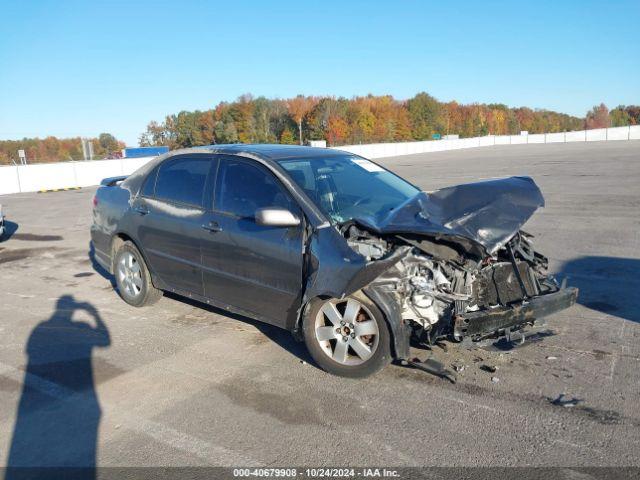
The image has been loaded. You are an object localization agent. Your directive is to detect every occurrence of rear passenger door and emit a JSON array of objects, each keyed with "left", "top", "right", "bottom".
[
  {"left": 133, "top": 154, "right": 216, "bottom": 296},
  {"left": 200, "top": 156, "right": 304, "bottom": 327}
]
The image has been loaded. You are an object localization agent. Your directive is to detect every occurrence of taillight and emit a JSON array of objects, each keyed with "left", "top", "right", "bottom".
[{"left": 92, "top": 196, "right": 98, "bottom": 207}]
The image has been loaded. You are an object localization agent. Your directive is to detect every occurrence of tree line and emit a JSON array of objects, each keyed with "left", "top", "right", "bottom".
[
  {"left": 0, "top": 133, "right": 123, "bottom": 165},
  {"left": 2, "top": 94, "right": 638, "bottom": 165},
  {"left": 139, "top": 94, "right": 640, "bottom": 150}
]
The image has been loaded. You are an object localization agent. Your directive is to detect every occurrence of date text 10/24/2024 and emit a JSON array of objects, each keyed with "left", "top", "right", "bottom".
[{"left": 233, "top": 468, "right": 400, "bottom": 478}]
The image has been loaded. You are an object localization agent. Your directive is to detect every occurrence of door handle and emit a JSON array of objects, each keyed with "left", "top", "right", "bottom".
[
  {"left": 134, "top": 206, "right": 149, "bottom": 216},
  {"left": 201, "top": 221, "right": 222, "bottom": 233}
]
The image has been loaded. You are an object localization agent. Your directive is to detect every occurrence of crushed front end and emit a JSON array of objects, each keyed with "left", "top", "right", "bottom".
[{"left": 343, "top": 224, "right": 578, "bottom": 351}]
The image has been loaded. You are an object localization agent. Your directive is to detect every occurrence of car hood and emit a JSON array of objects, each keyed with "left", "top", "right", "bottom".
[{"left": 353, "top": 176, "right": 545, "bottom": 255}]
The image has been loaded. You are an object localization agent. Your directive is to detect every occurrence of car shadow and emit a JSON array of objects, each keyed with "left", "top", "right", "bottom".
[
  {"left": 164, "top": 292, "right": 316, "bottom": 367},
  {"left": 88, "top": 241, "right": 314, "bottom": 367},
  {"left": 1, "top": 220, "right": 19, "bottom": 241},
  {"left": 557, "top": 256, "right": 640, "bottom": 323},
  {"left": 5, "top": 295, "right": 110, "bottom": 478}
]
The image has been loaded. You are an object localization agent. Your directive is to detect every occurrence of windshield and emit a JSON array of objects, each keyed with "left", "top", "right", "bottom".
[{"left": 278, "top": 155, "right": 420, "bottom": 224}]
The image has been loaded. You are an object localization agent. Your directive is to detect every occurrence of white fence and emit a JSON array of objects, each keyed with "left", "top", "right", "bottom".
[
  {"left": 335, "top": 125, "right": 640, "bottom": 159},
  {"left": 1, "top": 125, "right": 639, "bottom": 195},
  {"left": 0, "top": 157, "right": 154, "bottom": 195}
]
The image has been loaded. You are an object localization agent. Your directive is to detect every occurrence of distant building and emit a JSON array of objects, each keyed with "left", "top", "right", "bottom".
[{"left": 122, "top": 146, "right": 169, "bottom": 158}]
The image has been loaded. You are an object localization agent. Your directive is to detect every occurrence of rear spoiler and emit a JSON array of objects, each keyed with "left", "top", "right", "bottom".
[{"left": 100, "top": 175, "right": 128, "bottom": 187}]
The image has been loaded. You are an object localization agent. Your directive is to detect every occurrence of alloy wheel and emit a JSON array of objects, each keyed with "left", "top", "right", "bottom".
[
  {"left": 117, "top": 251, "right": 143, "bottom": 298},
  {"left": 314, "top": 298, "right": 380, "bottom": 366}
]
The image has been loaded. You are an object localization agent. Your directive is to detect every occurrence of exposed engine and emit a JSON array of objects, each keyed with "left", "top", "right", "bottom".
[{"left": 343, "top": 223, "right": 559, "bottom": 341}]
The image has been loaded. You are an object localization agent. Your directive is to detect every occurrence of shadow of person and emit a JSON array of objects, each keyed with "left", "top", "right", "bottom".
[{"left": 5, "top": 295, "right": 110, "bottom": 479}]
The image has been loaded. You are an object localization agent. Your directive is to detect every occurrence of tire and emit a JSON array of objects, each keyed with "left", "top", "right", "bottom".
[
  {"left": 302, "top": 291, "right": 392, "bottom": 378},
  {"left": 113, "top": 241, "right": 162, "bottom": 307}
]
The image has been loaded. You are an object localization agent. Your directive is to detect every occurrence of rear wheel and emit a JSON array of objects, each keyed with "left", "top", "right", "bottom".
[
  {"left": 302, "top": 292, "right": 391, "bottom": 378},
  {"left": 113, "top": 241, "right": 162, "bottom": 307}
]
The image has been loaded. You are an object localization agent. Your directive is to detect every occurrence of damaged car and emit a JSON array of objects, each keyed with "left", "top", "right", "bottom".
[{"left": 91, "top": 144, "right": 577, "bottom": 377}]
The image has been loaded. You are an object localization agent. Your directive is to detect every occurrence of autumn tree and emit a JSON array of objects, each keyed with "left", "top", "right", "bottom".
[
  {"left": 230, "top": 94, "right": 257, "bottom": 143},
  {"left": 98, "top": 133, "right": 120, "bottom": 154},
  {"left": 585, "top": 103, "right": 610, "bottom": 129},
  {"left": 326, "top": 116, "right": 350, "bottom": 146},
  {"left": 407, "top": 92, "right": 445, "bottom": 139},
  {"left": 609, "top": 105, "right": 640, "bottom": 126},
  {"left": 286, "top": 95, "right": 317, "bottom": 145},
  {"left": 279, "top": 127, "right": 296, "bottom": 144}
]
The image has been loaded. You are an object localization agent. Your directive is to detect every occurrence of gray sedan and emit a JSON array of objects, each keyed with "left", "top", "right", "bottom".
[{"left": 90, "top": 144, "right": 577, "bottom": 377}]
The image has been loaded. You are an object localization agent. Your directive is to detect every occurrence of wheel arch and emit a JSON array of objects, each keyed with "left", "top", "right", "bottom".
[
  {"left": 110, "top": 232, "right": 158, "bottom": 287},
  {"left": 361, "top": 287, "right": 411, "bottom": 360}
]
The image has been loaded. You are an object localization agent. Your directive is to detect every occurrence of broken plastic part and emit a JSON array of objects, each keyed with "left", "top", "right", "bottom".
[{"left": 403, "top": 358, "right": 457, "bottom": 383}]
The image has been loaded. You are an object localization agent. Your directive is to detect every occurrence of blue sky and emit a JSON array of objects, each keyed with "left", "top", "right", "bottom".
[{"left": 1, "top": 0, "right": 638, "bottom": 146}]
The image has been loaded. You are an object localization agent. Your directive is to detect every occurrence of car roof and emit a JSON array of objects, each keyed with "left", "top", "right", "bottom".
[
  {"left": 122, "top": 144, "right": 353, "bottom": 195},
  {"left": 182, "top": 144, "right": 351, "bottom": 161}
]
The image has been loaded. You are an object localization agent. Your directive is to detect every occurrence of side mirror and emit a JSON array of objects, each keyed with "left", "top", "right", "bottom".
[{"left": 255, "top": 207, "right": 301, "bottom": 227}]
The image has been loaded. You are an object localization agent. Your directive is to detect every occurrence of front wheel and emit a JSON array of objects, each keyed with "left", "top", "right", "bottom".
[
  {"left": 302, "top": 292, "right": 392, "bottom": 378},
  {"left": 113, "top": 241, "right": 162, "bottom": 307}
]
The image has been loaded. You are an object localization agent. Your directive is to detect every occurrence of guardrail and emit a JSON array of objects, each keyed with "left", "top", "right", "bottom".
[
  {"left": 334, "top": 125, "right": 640, "bottom": 159},
  {"left": 1, "top": 125, "right": 639, "bottom": 195}
]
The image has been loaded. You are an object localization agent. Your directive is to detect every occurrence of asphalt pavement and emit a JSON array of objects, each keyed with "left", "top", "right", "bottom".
[{"left": 0, "top": 141, "right": 639, "bottom": 467}]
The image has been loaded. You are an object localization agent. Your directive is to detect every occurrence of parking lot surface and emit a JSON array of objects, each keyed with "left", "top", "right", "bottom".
[{"left": 1, "top": 141, "right": 639, "bottom": 467}]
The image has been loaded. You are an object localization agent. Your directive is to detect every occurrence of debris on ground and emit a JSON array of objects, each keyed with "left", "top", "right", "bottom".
[
  {"left": 403, "top": 357, "right": 457, "bottom": 383},
  {"left": 452, "top": 362, "right": 465, "bottom": 373},
  {"left": 546, "top": 355, "right": 558, "bottom": 360},
  {"left": 491, "top": 376, "right": 500, "bottom": 383},
  {"left": 480, "top": 364, "right": 498, "bottom": 373}
]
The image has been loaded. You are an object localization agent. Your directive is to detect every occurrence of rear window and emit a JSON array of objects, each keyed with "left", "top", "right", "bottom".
[{"left": 155, "top": 157, "right": 211, "bottom": 207}]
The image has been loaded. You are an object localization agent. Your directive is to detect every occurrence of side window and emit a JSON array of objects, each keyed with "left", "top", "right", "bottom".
[
  {"left": 155, "top": 157, "right": 211, "bottom": 207},
  {"left": 215, "top": 159, "right": 293, "bottom": 218},
  {"left": 140, "top": 167, "right": 157, "bottom": 197}
]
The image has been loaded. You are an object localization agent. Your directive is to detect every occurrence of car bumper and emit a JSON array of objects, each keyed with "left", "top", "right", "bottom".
[{"left": 453, "top": 287, "right": 578, "bottom": 339}]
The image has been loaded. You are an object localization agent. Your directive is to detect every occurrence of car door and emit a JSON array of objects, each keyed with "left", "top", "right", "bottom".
[
  {"left": 200, "top": 156, "right": 304, "bottom": 327},
  {"left": 133, "top": 154, "right": 216, "bottom": 296}
]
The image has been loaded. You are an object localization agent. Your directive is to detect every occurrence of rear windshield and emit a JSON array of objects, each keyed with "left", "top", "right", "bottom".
[{"left": 277, "top": 155, "right": 420, "bottom": 224}]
